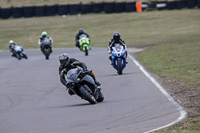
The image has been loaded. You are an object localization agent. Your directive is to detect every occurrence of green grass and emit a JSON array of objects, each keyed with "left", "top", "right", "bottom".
[{"left": 0, "top": 9, "right": 200, "bottom": 132}]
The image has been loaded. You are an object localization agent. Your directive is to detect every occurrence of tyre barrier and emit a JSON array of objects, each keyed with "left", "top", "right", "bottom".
[
  {"left": 1, "top": 8, "right": 12, "bottom": 19},
  {"left": 92, "top": 2, "right": 104, "bottom": 13},
  {"left": 45, "top": 5, "right": 58, "bottom": 16},
  {"left": 81, "top": 3, "right": 92, "bottom": 14},
  {"left": 23, "top": 6, "right": 35, "bottom": 17},
  {"left": 157, "top": 2, "right": 167, "bottom": 10},
  {"left": 187, "top": 0, "right": 197, "bottom": 8},
  {"left": 69, "top": 4, "right": 80, "bottom": 15},
  {"left": 104, "top": 2, "right": 115, "bottom": 14},
  {"left": 147, "top": 2, "right": 157, "bottom": 11},
  {"left": 142, "top": 2, "right": 148, "bottom": 11},
  {"left": 12, "top": 7, "right": 23, "bottom": 18},
  {"left": 125, "top": 2, "right": 136, "bottom": 12},
  {"left": 58, "top": 4, "right": 69, "bottom": 15},
  {"left": 115, "top": 2, "right": 125, "bottom": 13},
  {"left": 35, "top": 6, "right": 46, "bottom": 17},
  {"left": 176, "top": 0, "right": 187, "bottom": 9},
  {"left": 0, "top": 1, "right": 199, "bottom": 19},
  {"left": 198, "top": 0, "right": 200, "bottom": 8},
  {"left": 167, "top": 1, "right": 177, "bottom": 10}
]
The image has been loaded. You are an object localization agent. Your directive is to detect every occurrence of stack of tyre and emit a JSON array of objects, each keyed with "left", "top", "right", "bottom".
[{"left": 0, "top": 0, "right": 199, "bottom": 19}]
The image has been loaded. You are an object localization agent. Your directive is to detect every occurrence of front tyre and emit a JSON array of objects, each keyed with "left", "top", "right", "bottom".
[
  {"left": 117, "top": 60, "right": 122, "bottom": 75},
  {"left": 79, "top": 85, "right": 96, "bottom": 104},
  {"left": 84, "top": 46, "right": 88, "bottom": 56},
  {"left": 22, "top": 53, "right": 28, "bottom": 59}
]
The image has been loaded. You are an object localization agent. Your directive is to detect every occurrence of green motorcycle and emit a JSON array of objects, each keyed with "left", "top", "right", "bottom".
[{"left": 79, "top": 34, "right": 90, "bottom": 56}]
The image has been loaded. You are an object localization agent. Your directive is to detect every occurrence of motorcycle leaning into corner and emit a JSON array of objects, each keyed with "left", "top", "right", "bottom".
[
  {"left": 78, "top": 34, "right": 91, "bottom": 56},
  {"left": 65, "top": 67, "right": 104, "bottom": 104},
  {"left": 111, "top": 44, "right": 127, "bottom": 75},
  {"left": 41, "top": 37, "right": 52, "bottom": 60},
  {"left": 12, "top": 45, "right": 28, "bottom": 60}
]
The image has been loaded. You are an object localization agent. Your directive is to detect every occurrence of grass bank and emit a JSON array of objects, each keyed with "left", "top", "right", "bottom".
[{"left": 0, "top": 9, "right": 200, "bottom": 132}]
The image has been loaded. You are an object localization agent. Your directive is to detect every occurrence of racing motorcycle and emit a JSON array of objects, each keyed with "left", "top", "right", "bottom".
[
  {"left": 12, "top": 45, "right": 28, "bottom": 60},
  {"left": 111, "top": 44, "right": 126, "bottom": 75},
  {"left": 79, "top": 34, "right": 90, "bottom": 56},
  {"left": 41, "top": 37, "right": 52, "bottom": 60},
  {"left": 65, "top": 68, "right": 104, "bottom": 104}
]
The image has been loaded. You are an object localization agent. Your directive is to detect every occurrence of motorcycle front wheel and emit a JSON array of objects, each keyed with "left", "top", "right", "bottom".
[
  {"left": 84, "top": 46, "right": 88, "bottom": 56},
  {"left": 79, "top": 85, "right": 96, "bottom": 104},
  {"left": 117, "top": 60, "right": 122, "bottom": 75}
]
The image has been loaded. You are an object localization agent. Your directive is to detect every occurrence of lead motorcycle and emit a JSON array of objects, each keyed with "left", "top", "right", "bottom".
[
  {"left": 41, "top": 37, "right": 52, "bottom": 60},
  {"left": 111, "top": 44, "right": 126, "bottom": 75},
  {"left": 65, "top": 68, "right": 104, "bottom": 104},
  {"left": 78, "top": 34, "right": 90, "bottom": 56},
  {"left": 12, "top": 45, "right": 28, "bottom": 60}
]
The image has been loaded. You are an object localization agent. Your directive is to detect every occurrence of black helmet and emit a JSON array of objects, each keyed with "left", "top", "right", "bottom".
[
  {"left": 79, "top": 28, "right": 84, "bottom": 34},
  {"left": 113, "top": 32, "right": 120, "bottom": 41},
  {"left": 59, "top": 53, "right": 70, "bottom": 67}
]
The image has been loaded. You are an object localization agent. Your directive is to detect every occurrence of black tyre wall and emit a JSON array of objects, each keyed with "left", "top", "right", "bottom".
[
  {"left": 142, "top": 2, "right": 148, "bottom": 11},
  {"left": 81, "top": 4, "right": 92, "bottom": 14},
  {"left": 58, "top": 4, "right": 69, "bottom": 15},
  {"left": 187, "top": 0, "right": 197, "bottom": 8},
  {"left": 167, "top": 1, "right": 176, "bottom": 10},
  {"left": 69, "top": 4, "right": 80, "bottom": 15},
  {"left": 23, "top": 6, "right": 35, "bottom": 17},
  {"left": 198, "top": 0, "right": 200, "bottom": 8},
  {"left": 157, "top": 2, "right": 167, "bottom": 10},
  {"left": 92, "top": 2, "right": 104, "bottom": 13},
  {"left": 125, "top": 2, "right": 136, "bottom": 12},
  {"left": 45, "top": 5, "right": 58, "bottom": 16},
  {"left": 35, "top": 6, "right": 46, "bottom": 16},
  {"left": 176, "top": 0, "right": 187, "bottom": 9},
  {"left": 12, "top": 7, "right": 23, "bottom": 18},
  {"left": 104, "top": 2, "right": 115, "bottom": 14},
  {"left": 1, "top": 8, "right": 12, "bottom": 19},
  {"left": 115, "top": 2, "right": 125, "bottom": 13}
]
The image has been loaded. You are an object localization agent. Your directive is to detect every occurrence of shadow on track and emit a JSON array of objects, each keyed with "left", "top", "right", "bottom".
[{"left": 99, "top": 71, "right": 141, "bottom": 77}]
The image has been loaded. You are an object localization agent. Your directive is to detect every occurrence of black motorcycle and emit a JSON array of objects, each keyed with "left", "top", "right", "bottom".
[
  {"left": 41, "top": 37, "right": 52, "bottom": 60},
  {"left": 65, "top": 68, "right": 104, "bottom": 104}
]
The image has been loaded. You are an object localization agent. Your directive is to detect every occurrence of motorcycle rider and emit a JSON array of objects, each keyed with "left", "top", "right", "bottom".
[
  {"left": 59, "top": 53, "right": 101, "bottom": 95},
  {"left": 9, "top": 40, "right": 20, "bottom": 57},
  {"left": 75, "top": 28, "right": 90, "bottom": 49},
  {"left": 38, "top": 31, "right": 53, "bottom": 53},
  {"left": 108, "top": 32, "right": 128, "bottom": 64}
]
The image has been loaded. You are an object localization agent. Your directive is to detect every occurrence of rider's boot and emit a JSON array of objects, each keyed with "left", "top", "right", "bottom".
[
  {"left": 66, "top": 88, "right": 75, "bottom": 95},
  {"left": 109, "top": 56, "right": 112, "bottom": 65}
]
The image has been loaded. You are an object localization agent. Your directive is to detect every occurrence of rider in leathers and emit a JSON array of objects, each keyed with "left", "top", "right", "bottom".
[
  {"left": 75, "top": 28, "right": 90, "bottom": 48},
  {"left": 108, "top": 32, "right": 128, "bottom": 63},
  {"left": 59, "top": 53, "right": 100, "bottom": 95}
]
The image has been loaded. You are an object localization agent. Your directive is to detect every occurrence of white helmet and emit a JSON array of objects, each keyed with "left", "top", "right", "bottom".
[
  {"left": 59, "top": 53, "right": 70, "bottom": 67},
  {"left": 9, "top": 40, "right": 14, "bottom": 44}
]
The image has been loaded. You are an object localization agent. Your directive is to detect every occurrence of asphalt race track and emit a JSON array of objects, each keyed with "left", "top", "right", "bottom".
[{"left": 0, "top": 48, "right": 185, "bottom": 133}]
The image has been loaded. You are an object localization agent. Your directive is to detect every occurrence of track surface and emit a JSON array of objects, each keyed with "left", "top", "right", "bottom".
[{"left": 0, "top": 48, "right": 181, "bottom": 133}]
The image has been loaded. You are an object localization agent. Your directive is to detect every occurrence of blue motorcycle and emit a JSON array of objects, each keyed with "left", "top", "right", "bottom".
[
  {"left": 111, "top": 44, "right": 126, "bottom": 75},
  {"left": 12, "top": 45, "right": 28, "bottom": 60}
]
